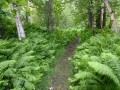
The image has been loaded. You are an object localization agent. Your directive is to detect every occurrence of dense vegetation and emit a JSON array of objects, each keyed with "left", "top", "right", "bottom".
[
  {"left": 69, "top": 29, "right": 120, "bottom": 90},
  {"left": 0, "top": 25, "right": 78, "bottom": 89},
  {"left": 0, "top": 0, "right": 120, "bottom": 90}
]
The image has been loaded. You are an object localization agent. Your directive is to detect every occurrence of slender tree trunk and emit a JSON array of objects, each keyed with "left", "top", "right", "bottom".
[
  {"left": 25, "top": 10, "right": 29, "bottom": 23},
  {"left": 88, "top": 0, "right": 96, "bottom": 35},
  {"left": 96, "top": 6, "right": 106, "bottom": 29},
  {"left": 12, "top": 3, "right": 26, "bottom": 40},
  {"left": 103, "top": 0, "right": 119, "bottom": 33},
  {"left": 46, "top": 0, "right": 54, "bottom": 33},
  {"left": 103, "top": 6, "right": 106, "bottom": 28},
  {"left": 0, "top": 27, "right": 4, "bottom": 38},
  {"left": 25, "top": 0, "right": 29, "bottom": 23},
  {"left": 88, "top": 11, "right": 93, "bottom": 28},
  {"left": 109, "top": 19, "right": 112, "bottom": 28},
  {"left": 96, "top": 7, "right": 102, "bottom": 29},
  {"left": 15, "top": 12, "right": 26, "bottom": 40},
  {"left": 92, "top": 14, "right": 96, "bottom": 35}
]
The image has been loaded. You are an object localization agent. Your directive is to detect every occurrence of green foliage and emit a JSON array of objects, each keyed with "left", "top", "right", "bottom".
[
  {"left": 46, "top": 28, "right": 79, "bottom": 47},
  {"left": 0, "top": 24, "right": 78, "bottom": 89},
  {"left": 88, "top": 62, "right": 120, "bottom": 86},
  {"left": 69, "top": 29, "right": 120, "bottom": 90}
]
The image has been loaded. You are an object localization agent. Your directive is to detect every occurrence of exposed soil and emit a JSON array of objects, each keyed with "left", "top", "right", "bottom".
[{"left": 48, "top": 37, "right": 79, "bottom": 90}]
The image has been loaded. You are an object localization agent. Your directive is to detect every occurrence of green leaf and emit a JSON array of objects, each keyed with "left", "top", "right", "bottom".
[
  {"left": 41, "top": 0, "right": 48, "bottom": 4},
  {"left": 75, "top": 71, "right": 100, "bottom": 81},
  {"left": 4, "top": 0, "right": 12, "bottom": 3},
  {"left": 20, "top": 0, "right": 28, "bottom": 6},
  {"left": 12, "top": 9, "right": 17, "bottom": 13},
  {"left": 2, "top": 4, "right": 9, "bottom": 8},
  {"left": 24, "top": 80, "right": 35, "bottom": 89},
  {"left": 20, "top": 66, "right": 40, "bottom": 72},
  {"left": 23, "top": 73, "right": 37, "bottom": 81},
  {"left": 88, "top": 62, "right": 120, "bottom": 86},
  {"left": 3, "top": 68, "right": 16, "bottom": 77},
  {"left": 0, "top": 60, "right": 16, "bottom": 71}
]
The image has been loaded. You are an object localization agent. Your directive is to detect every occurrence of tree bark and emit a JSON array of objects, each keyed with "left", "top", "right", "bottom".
[
  {"left": 0, "top": 27, "right": 4, "bottom": 39},
  {"left": 46, "top": 0, "right": 54, "bottom": 33},
  {"left": 88, "top": 0, "right": 96, "bottom": 35},
  {"left": 96, "top": 7, "right": 102, "bottom": 29},
  {"left": 25, "top": 10, "right": 29, "bottom": 23},
  {"left": 25, "top": 0, "right": 29, "bottom": 23},
  {"left": 103, "top": 0, "right": 119, "bottom": 33},
  {"left": 103, "top": 6, "right": 106, "bottom": 28},
  {"left": 12, "top": 3, "right": 26, "bottom": 40},
  {"left": 88, "top": 11, "right": 93, "bottom": 28}
]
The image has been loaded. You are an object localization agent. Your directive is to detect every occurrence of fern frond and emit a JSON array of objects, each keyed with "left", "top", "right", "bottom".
[
  {"left": 78, "top": 85, "right": 101, "bottom": 90},
  {"left": 3, "top": 68, "right": 16, "bottom": 77},
  {"left": 19, "top": 66, "right": 40, "bottom": 72},
  {"left": 10, "top": 88, "right": 25, "bottom": 90},
  {"left": 100, "top": 53, "right": 120, "bottom": 78},
  {"left": 12, "top": 76, "right": 35, "bottom": 89},
  {"left": 24, "top": 79, "right": 35, "bottom": 89},
  {"left": 15, "top": 56, "right": 35, "bottom": 68},
  {"left": 74, "top": 71, "right": 100, "bottom": 81},
  {"left": 0, "top": 60, "right": 16, "bottom": 71},
  {"left": 88, "top": 62, "right": 120, "bottom": 86},
  {"left": 23, "top": 72, "right": 37, "bottom": 82}
]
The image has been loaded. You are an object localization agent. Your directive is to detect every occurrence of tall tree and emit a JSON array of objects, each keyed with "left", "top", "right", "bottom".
[
  {"left": 88, "top": 0, "right": 96, "bottom": 35},
  {"left": 96, "top": 5, "right": 106, "bottom": 29},
  {"left": 103, "top": 6, "right": 106, "bottom": 28},
  {"left": 103, "top": 0, "right": 119, "bottom": 33},
  {"left": 12, "top": 2, "right": 26, "bottom": 40},
  {"left": 0, "top": 1, "right": 6, "bottom": 38},
  {"left": 45, "top": 0, "right": 54, "bottom": 32}
]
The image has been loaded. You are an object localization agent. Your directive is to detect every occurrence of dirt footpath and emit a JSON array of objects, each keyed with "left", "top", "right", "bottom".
[{"left": 48, "top": 37, "right": 79, "bottom": 90}]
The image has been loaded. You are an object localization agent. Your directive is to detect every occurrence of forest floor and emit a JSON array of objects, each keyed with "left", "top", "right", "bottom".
[{"left": 48, "top": 37, "right": 79, "bottom": 90}]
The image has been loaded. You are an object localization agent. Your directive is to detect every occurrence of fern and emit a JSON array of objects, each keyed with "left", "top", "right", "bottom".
[
  {"left": 0, "top": 60, "right": 16, "bottom": 71},
  {"left": 99, "top": 53, "right": 120, "bottom": 82},
  {"left": 74, "top": 71, "right": 101, "bottom": 81},
  {"left": 88, "top": 62, "right": 120, "bottom": 86},
  {"left": 70, "top": 29, "right": 120, "bottom": 90}
]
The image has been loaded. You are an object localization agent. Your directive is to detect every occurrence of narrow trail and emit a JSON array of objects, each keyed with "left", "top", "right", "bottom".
[{"left": 48, "top": 37, "right": 79, "bottom": 90}]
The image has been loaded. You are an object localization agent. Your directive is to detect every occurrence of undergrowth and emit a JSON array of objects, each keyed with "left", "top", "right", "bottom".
[
  {"left": 0, "top": 24, "right": 79, "bottom": 90},
  {"left": 69, "top": 29, "right": 120, "bottom": 90}
]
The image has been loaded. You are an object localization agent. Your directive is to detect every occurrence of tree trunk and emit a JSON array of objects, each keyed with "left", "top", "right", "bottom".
[
  {"left": 88, "top": 11, "right": 93, "bottom": 28},
  {"left": 12, "top": 3, "right": 26, "bottom": 40},
  {"left": 25, "top": 10, "right": 29, "bottom": 23},
  {"left": 0, "top": 27, "right": 4, "bottom": 39},
  {"left": 88, "top": 0, "right": 96, "bottom": 35},
  {"left": 109, "top": 19, "right": 112, "bottom": 28},
  {"left": 96, "top": 7, "right": 102, "bottom": 29},
  {"left": 103, "top": 0, "right": 119, "bottom": 33},
  {"left": 103, "top": 6, "right": 106, "bottom": 28},
  {"left": 25, "top": 0, "right": 29, "bottom": 23},
  {"left": 46, "top": 0, "right": 54, "bottom": 33}
]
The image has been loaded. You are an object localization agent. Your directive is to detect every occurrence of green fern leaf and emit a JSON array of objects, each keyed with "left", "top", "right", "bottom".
[
  {"left": 77, "top": 85, "right": 101, "bottom": 90},
  {"left": 0, "top": 60, "right": 16, "bottom": 71},
  {"left": 100, "top": 53, "right": 120, "bottom": 78},
  {"left": 79, "top": 79, "right": 99, "bottom": 85},
  {"left": 12, "top": 77, "right": 23, "bottom": 88},
  {"left": 88, "top": 62, "right": 120, "bottom": 86},
  {"left": 0, "top": 81, "right": 5, "bottom": 84},
  {"left": 19, "top": 66, "right": 40, "bottom": 72},
  {"left": 23, "top": 73, "right": 37, "bottom": 81},
  {"left": 10, "top": 88, "right": 25, "bottom": 90},
  {"left": 16, "top": 56, "right": 34, "bottom": 68},
  {"left": 3, "top": 68, "right": 16, "bottom": 77},
  {"left": 75, "top": 71, "right": 100, "bottom": 81},
  {"left": 24, "top": 80, "right": 35, "bottom": 89}
]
